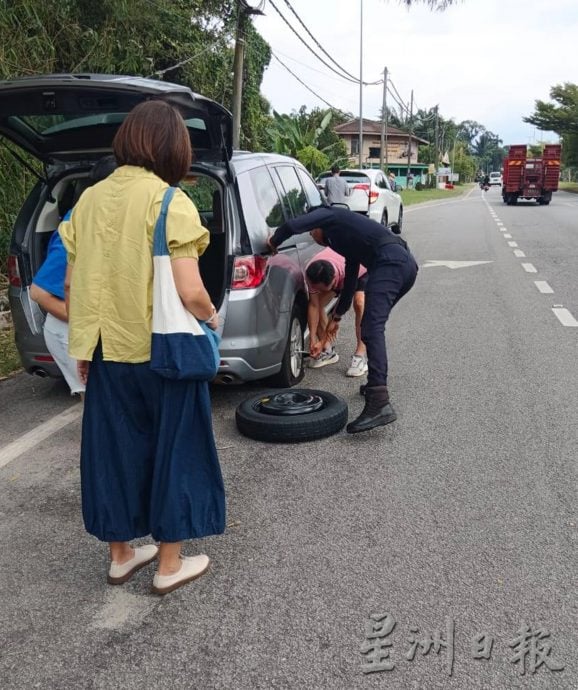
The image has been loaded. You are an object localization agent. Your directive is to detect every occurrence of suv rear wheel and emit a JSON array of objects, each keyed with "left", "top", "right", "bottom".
[
  {"left": 269, "top": 304, "right": 305, "bottom": 387},
  {"left": 389, "top": 206, "right": 403, "bottom": 234}
]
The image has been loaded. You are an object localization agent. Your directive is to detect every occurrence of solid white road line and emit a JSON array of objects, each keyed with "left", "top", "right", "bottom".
[
  {"left": 514, "top": 249, "right": 526, "bottom": 257},
  {"left": 535, "top": 281, "right": 554, "bottom": 294},
  {"left": 552, "top": 308, "right": 578, "bottom": 327},
  {"left": 508, "top": 241, "right": 518, "bottom": 247},
  {"left": 0, "top": 405, "right": 82, "bottom": 469},
  {"left": 522, "top": 263, "right": 538, "bottom": 273},
  {"left": 504, "top": 233, "right": 512, "bottom": 238}
]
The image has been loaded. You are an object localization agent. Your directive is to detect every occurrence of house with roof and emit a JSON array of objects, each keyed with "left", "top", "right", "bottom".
[{"left": 333, "top": 118, "right": 430, "bottom": 188}]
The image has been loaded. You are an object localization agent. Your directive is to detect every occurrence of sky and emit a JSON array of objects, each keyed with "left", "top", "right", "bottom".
[{"left": 252, "top": 0, "right": 578, "bottom": 146}]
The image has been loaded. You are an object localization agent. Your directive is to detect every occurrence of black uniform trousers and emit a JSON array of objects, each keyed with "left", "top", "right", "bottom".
[{"left": 360, "top": 246, "right": 418, "bottom": 387}]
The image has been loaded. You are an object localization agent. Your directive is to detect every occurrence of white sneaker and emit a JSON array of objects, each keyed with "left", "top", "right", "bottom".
[
  {"left": 346, "top": 354, "right": 368, "bottom": 377},
  {"left": 308, "top": 349, "right": 339, "bottom": 369},
  {"left": 152, "top": 554, "right": 210, "bottom": 595},
  {"left": 107, "top": 544, "right": 159, "bottom": 585}
]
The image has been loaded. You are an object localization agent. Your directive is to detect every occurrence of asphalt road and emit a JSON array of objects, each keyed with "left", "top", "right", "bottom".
[{"left": 1, "top": 187, "right": 577, "bottom": 689}]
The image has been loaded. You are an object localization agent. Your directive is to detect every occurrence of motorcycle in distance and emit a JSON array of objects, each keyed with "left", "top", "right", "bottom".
[{"left": 479, "top": 176, "right": 490, "bottom": 192}]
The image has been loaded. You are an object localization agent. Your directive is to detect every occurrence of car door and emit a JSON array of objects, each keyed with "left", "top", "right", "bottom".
[
  {"left": 376, "top": 172, "right": 401, "bottom": 225},
  {"left": 272, "top": 165, "right": 315, "bottom": 266},
  {"left": 295, "top": 166, "right": 326, "bottom": 268}
]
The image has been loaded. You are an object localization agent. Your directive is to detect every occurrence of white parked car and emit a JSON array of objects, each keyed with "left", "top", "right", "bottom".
[
  {"left": 489, "top": 171, "right": 503, "bottom": 186},
  {"left": 316, "top": 168, "right": 403, "bottom": 231}
]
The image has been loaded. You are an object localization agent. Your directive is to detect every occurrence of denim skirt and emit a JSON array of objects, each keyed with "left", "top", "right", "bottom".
[{"left": 80, "top": 343, "right": 226, "bottom": 543}]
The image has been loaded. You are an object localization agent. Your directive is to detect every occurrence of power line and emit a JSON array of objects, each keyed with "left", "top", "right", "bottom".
[
  {"left": 280, "top": 0, "right": 381, "bottom": 86},
  {"left": 151, "top": 45, "right": 215, "bottom": 77},
  {"left": 268, "top": 0, "right": 382, "bottom": 87},
  {"left": 271, "top": 53, "right": 345, "bottom": 112},
  {"left": 271, "top": 48, "right": 365, "bottom": 83},
  {"left": 268, "top": 0, "right": 359, "bottom": 83},
  {"left": 387, "top": 86, "right": 410, "bottom": 116},
  {"left": 388, "top": 77, "right": 408, "bottom": 111}
]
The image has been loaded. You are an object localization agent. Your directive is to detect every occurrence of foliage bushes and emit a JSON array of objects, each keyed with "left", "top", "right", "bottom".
[{"left": 0, "top": 0, "right": 270, "bottom": 269}]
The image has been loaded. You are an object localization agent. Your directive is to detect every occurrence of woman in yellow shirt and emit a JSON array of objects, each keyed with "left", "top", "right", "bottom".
[{"left": 60, "top": 101, "right": 225, "bottom": 595}]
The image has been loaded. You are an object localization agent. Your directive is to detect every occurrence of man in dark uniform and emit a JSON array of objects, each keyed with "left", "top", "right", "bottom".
[{"left": 267, "top": 206, "right": 418, "bottom": 434}]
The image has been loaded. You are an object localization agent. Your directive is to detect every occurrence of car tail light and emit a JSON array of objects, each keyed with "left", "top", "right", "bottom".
[
  {"left": 33, "top": 355, "right": 55, "bottom": 362},
  {"left": 368, "top": 190, "right": 379, "bottom": 203},
  {"left": 353, "top": 183, "right": 370, "bottom": 191},
  {"left": 7, "top": 255, "right": 21, "bottom": 287},
  {"left": 232, "top": 255, "right": 268, "bottom": 289}
]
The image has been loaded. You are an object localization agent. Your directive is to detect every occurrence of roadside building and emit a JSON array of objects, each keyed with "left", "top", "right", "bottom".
[{"left": 333, "top": 118, "right": 429, "bottom": 189}]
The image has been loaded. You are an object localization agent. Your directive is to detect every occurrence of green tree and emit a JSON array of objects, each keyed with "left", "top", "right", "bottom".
[
  {"left": 267, "top": 109, "right": 346, "bottom": 168},
  {"left": 524, "top": 83, "right": 578, "bottom": 135},
  {"left": 524, "top": 83, "right": 578, "bottom": 167},
  {"left": 473, "top": 131, "right": 504, "bottom": 172},
  {"left": 296, "top": 146, "right": 330, "bottom": 177},
  {"left": 0, "top": 0, "right": 273, "bottom": 268}
]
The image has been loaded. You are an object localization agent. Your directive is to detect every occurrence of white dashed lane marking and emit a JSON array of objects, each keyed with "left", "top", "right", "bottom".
[
  {"left": 0, "top": 405, "right": 82, "bottom": 468},
  {"left": 552, "top": 308, "right": 578, "bottom": 327},
  {"left": 534, "top": 281, "right": 554, "bottom": 294},
  {"left": 486, "top": 202, "right": 575, "bottom": 328}
]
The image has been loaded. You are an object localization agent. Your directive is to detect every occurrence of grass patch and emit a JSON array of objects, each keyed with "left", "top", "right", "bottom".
[
  {"left": 0, "top": 324, "right": 21, "bottom": 379},
  {"left": 559, "top": 181, "right": 578, "bottom": 194},
  {"left": 399, "top": 185, "right": 472, "bottom": 206}
]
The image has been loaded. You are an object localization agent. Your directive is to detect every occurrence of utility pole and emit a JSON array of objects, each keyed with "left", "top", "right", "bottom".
[
  {"left": 451, "top": 136, "right": 457, "bottom": 185},
  {"left": 406, "top": 89, "right": 413, "bottom": 187},
  {"left": 231, "top": 1, "right": 265, "bottom": 150},
  {"left": 434, "top": 104, "right": 439, "bottom": 187},
  {"left": 358, "top": 0, "right": 364, "bottom": 169},
  {"left": 380, "top": 66, "right": 388, "bottom": 171},
  {"left": 231, "top": 7, "right": 246, "bottom": 150}
]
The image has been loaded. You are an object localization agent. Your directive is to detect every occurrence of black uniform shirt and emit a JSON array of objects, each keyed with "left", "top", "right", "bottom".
[{"left": 271, "top": 206, "right": 408, "bottom": 316}]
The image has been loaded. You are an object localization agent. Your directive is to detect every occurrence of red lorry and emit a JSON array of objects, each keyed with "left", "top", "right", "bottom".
[{"left": 502, "top": 144, "right": 561, "bottom": 205}]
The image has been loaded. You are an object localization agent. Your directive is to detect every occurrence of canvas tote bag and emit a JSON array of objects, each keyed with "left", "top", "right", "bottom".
[{"left": 150, "top": 186, "right": 220, "bottom": 380}]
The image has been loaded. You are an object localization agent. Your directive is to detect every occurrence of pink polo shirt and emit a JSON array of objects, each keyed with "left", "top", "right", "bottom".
[{"left": 305, "top": 247, "right": 367, "bottom": 294}]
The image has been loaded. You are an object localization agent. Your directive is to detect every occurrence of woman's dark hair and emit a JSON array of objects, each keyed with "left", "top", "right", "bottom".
[
  {"left": 112, "top": 100, "right": 192, "bottom": 185},
  {"left": 306, "top": 260, "right": 335, "bottom": 286}
]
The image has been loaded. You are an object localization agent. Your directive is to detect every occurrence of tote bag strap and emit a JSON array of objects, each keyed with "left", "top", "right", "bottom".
[{"left": 153, "top": 186, "right": 178, "bottom": 257}]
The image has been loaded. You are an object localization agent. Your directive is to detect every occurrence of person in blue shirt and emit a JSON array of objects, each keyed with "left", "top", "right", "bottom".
[
  {"left": 30, "top": 157, "right": 116, "bottom": 395},
  {"left": 267, "top": 205, "right": 418, "bottom": 434}
]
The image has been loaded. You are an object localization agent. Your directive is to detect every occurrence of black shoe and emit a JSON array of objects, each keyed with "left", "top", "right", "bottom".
[{"left": 347, "top": 386, "right": 397, "bottom": 433}]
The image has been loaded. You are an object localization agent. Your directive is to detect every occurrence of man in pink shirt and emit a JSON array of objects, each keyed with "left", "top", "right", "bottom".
[{"left": 305, "top": 247, "right": 368, "bottom": 376}]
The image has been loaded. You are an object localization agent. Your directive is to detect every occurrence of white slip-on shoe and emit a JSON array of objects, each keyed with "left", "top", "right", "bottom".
[
  {"left": 107, "top": 544, "right": 159, "bottom": 585},
  {"left": 152, "top": 554, "right": 210, "bottom": 595},
  {"left": 346, "top": 354, "right": 368, "bottom": 377}
]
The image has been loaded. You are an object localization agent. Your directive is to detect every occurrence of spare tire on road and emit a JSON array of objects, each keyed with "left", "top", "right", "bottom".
[{"left": 235, "top": 388, "right": 348, "bottom": 443}]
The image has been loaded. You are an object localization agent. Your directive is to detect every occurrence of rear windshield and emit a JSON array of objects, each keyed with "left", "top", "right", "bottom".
[
  {"left": 340, "top": 173, "right": 370, "bottom": 185},
  {"left": 12, "top": 114, "right": 207, "bottom": 136},
  {"left": 317, "top": 171, "right": 370, "bottom": 184}
]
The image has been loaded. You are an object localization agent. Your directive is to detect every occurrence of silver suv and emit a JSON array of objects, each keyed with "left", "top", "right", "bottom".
[{"left": 2, "top": 74, "right": 323, "bottom": 387}]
